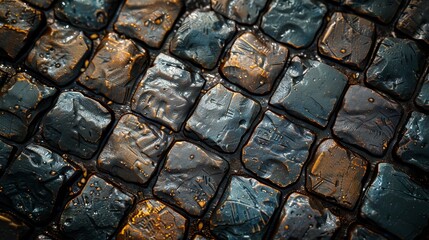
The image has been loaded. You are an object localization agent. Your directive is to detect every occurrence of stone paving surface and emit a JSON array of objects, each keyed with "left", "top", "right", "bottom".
[{"left": 0, "top": 0, "right": 428, "bottom": 239}]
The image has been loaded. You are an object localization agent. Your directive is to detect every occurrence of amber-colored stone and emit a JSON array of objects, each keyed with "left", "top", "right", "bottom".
[
  {"left": 26, "top": 22, "right": 91, "bottom": 86},
  {"left": 221, "top": 32, "right": 288, "bottom": 95},
  {"left": 78, "top": 33, "right": 148, "bottom": 104},
  {"left": 307, "top": 139, "right": 368, "bottom": 209},
  {"left": 115, "top": 0, "right": 183, "bottom": 48},
  {"left": 0, "top": 0, "right": 44, "bottom": 59},
  {"left": 117, "top": 199, "right": 187, "bottom": 240},
  {"left": 319, "top": 12, "right": 375, "bottom": 69}
]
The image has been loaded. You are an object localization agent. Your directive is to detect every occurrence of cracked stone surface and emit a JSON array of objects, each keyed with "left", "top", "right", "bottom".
[
  {"left": 170, "top": 9, "right": 236, "bottom": 69},
  {"left": 186, "top": 83, "right": 261, "bottom": 153},
  {"left": 211, "top": 0, "right": 268, "bottom": 24},
  {"left": 272, "top": 192, "right": 340, "bottom": 239},
  {"left": 114, "top": 0, "right": 183, "bottom": 48},
  {"left": 416, "top": 74, "right": 429, "bottom": 110},
  {"left": 366, "top": 37, "right": 424, "bottom": 100},
  {"left": 98, "top": 114, "right": 173, "bottom": 184},
  {"left": 78, "top": 33, "right": 149, "bottom": 104},
  {"left": 0, "top": 211, "right": 30, "bottom": 240},
  {"left": 0, "top": 72, "right": 57, "bottom": 142},
  {"left": 242, "top": 111, "right": 315, "bottom": 187},
  {"left": 221, "top": 32, "right": 288, "bottom": 95},
  {"left": 116, "top": 199, "right": 187, "bottom": 240},
  {"left": 0, "top": 144, "right": 78, "bottom": 222},
  {"left": 54, "top": 0, "right": 119, "bottom": 31},
  {"left": 59, "top": 175, "right": 133, "bottom": 240},
  {"left": 348, "top": 225, "right": 387, "bottom": 240},
  {"left": 360, "top": 163, "right": 429, "bottom": 239},
  {"left": 395, "top": 111, "right": 429, "bottom": 172},
  {"left": 26, "top": 22, "right": 91, "bottom": 86},
  {"left": 261, "top": 0, "right": 327, "bottom": 48},
  {"left": 0, "top": 140, "right": 13, "bottom": 172},
  {"left": 131, "top": 53, "right": 205, "bottom": 131},
  {"left": 0, "top": 0, "right": 43, "bottom": 59},
  {"left": 307, "top": 139, "right": 368, "bottom": 209},
  {"left": 270, "top": 57, "right": 348, "bottom": 127},
  {"left": 319, "top": 12, "right": 375, "bottom": 69},
  {"left": 42, "top": 91, "right": 111, "bottom": 159},
  {"left": 344, "top": 0, "right": 403, "bottom": 23},
  {"left": 210, "top": 176, "right": 281, "bottom": 240},
  {"left": 397, "top": 0, "right": 429, "bottom": 44},
  {"left": 154, "top": 141, "right": 228, "bottom": 216},
  {"left": 333, "top": 85, "right": 402, "bottom": 156}
]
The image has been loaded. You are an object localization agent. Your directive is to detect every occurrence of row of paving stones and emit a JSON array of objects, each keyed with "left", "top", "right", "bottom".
[
  {"left": 0, "top": 141, "right": 428, "bottom": 239},
  {"left": 0, "top": 32, "right": 429, "bottom": 240},
  {"left": 0, "top": 0, "right": 429, "bottom": 239}
]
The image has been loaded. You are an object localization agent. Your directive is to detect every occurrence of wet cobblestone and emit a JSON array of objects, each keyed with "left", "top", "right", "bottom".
[
  {"left": 78, "top": 33, "right": 148, "bottom": 104},
  {"left": 270, "top": 57, "right": 348, "bottom": 127},
  {"left": 221, "top": 32, "right": 288, "bottom": 95},
  {"left": 366, "top": 37, "right": 424, "bottom": 100},
  {"left": 0, "top": 72, "right": 56, "bottom": 142},
  {"left": 170, "top": 9, "right": 236, "bottom": 69},
  {"left": 0, "top": 0, "right": 428, "bottom": 239},
  {"left": 0, "top": 144, "right": 78, "bottom": 222},
  {"left": 261, "top": 0, "right": 327, "bottom": 49},
  {"left": 333, "top": 85, "right": 402, "bottom": 156},
  {"left": 115, "top": 0, "right": 183, "bottom": 48},
  {"left": 319, "top": 12, "right": 375, "bottom": 69},
  {"left": 272, "top": 192, "right": 340, "bottom": 239},
  {"left": 210, "top": 176, "right": 281, "bottom": 239},
  {"left": 186, "top": 83, "right": 260, "bottom": 152},
  {"left": 243, "top": 111, "right": 315, "bottom": 187},
  {"left": 26, "top": 22, "right": 91, "bottom": 86},
  {"left": 360, "top": 163, "right": 429, "bottom": 239}
]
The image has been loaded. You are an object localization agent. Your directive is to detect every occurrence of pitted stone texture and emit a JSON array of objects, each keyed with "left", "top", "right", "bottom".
[
  {"left": 360, "top": 163, "right": 429, "bottom": 239},
  {"left": 0, "top": 140, "right": 13, "bottom": 172},
  {"left": 170, "top": 9, "right": 236, "bottom": 69},
  {"left": 242, "top": 111, "right": 315, "bottom": 187},
  {"left": 0, "top": 144, "right": 77, "bottom": 222},
  {"left": 261, "top": 0, "right": 327, "bottom": 48},
  {"left": 319, "top": 12, "right": 375, "bottom": 70},
  {"left": 397, "top": 0, "right": 429, "bottom": 44},
  {"left": 333, "top": 85, "right": 402, "bottom": 156},
  {"left": 348, "top": 225, "right": 388, "bottom": 240},
  {"left": 0, "top": 72, "right": 56, "bottom": 142},
  {"left": 221, "top": 32, "right": 288, "bottom": 95},
  {"left": 98, "top": 114, "right": 173, "bottom": 184},
  {"left": 0, "top": 212, "right": 30, "bottom": 240},
  {"left": 23, "top": 0, "right": 55, "bottom": 8},
  {"left": 132, "top": 53, "right": 205, "bottom": 131},
  {"left": 54, "top": 0, "right": 119, "bottom": 31},
  {"left": 211, "top": 0, "right": 268, "bottom": 24},
  {"left": 416, "top": 74, "right": 429, "bottom": 110},
  {"left": 307, "top": 139, "right": 368, "bottom": 209},
  {"left": 154, "top": 141, "right": 228, "bottom": 216},
  {"left": 396, "top": 112, "right": 429, "bottom": 172},
  {"left": 42, "top": 92, "right": 111, "bottom": 159},
  {"left": 78, "top": 33, "right": 148, "bottom": 104},
  {"left": 272, "top": 193, "right": 340, "bottom": 239},
  {"left": 344, "top": 0, "right": 402, "bottom": 23},
  {"left": 0, "top": 0, "right": 43, "bottom": 59},
  {"left": 366, "top": 37, "right": 424, "bottom": 100},
  {"left": 59, "top": 175, "right": 133, "bottom": 240},
  {"left": 186, "top": 84, "right": 260, "bottom": 153},
  {"left": 210, "top": 176, "right": 281, "bottom": 240},
  {"left": 116, "top": 199, "right": 187, "bottom": 240},
  {"left": 270, "top": 57, "right": 347, "bottom": 127},
  {"left": 114, "top": 0, "right": 183, "bottom": 48},
  {"left": 26, "top": 23, "right": 91, "bottom": 86}
]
